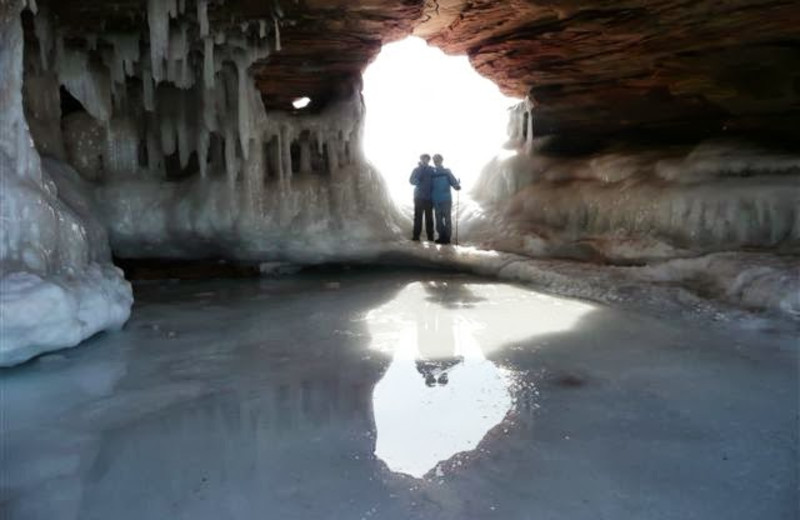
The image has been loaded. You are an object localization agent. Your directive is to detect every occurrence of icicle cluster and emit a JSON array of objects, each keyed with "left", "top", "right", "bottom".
[
  {"left": 18, "top": 0, "right": 400, "bottom": 262},
  {"left": 24, "top": 0, "right": 311, "bottom": 186}
]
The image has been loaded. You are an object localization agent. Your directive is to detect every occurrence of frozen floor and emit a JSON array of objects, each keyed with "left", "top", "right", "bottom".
[{"left": 1, "top": 269, "right": 797, "bottom": 520}]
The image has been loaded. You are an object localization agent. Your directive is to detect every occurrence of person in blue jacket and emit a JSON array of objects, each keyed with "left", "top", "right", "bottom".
[
  {"left": 409, "top": 153, "right": 435, "bottom": 241},
  {"left": 430, "top": 154, "right": 461, "bottom": 244}
]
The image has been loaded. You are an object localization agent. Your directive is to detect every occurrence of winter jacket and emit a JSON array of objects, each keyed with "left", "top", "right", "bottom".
[
  {"left": 431, "top": 167, "right": 461, "bottom": 203},
  {"left": 409, "top": 164, "right": 435, "bottom": 201}
]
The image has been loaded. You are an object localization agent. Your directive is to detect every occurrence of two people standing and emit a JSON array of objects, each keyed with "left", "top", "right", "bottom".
[{"left": 409, "top": 153, "right": 461, "bottom": 244}]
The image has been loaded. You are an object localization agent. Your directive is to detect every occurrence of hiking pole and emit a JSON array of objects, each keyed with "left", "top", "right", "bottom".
[{"left": 455, "top": 179, "right": 460, "bottom": 246}]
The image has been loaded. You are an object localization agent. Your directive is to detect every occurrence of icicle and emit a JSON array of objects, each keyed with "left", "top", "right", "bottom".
[
  {"left": 104, "top": 47, "right": 126, "bottom": 86},
  {"left": 236, "top": 57, "right": 252, "bottom": 160},
  {"left": 142, "top": 63, "right": 155, "bottom": 112},
  {"left": 111, "top": 78, "right": 129, "bottom": 112},
  {"left": 201, "top": 82, "right": 217, "bottom": 132},
  {"left": 198, "top": 0, "right": 209, "bottom": 37},
  {"left": 282, "top": 127, "right": 292, "bottom": 182},
  {"left": 27, "top": 0, "right": 38, "bottom": 15},
  {"left": 299, "top": 140, "right": 311, "bottom": 173},
  {"left": 197, "top": 128, "right": 210, "bottom": 179},
  {"left": 259, "top": 20, "right": 267, "bottom": 39},
  {"left": 33, "top": 8, "right": 53, "bottom": 70},
  {"left": 526, "top": 109, "right": 534, "bottom": 153},
  {"left": 203, "top": 37, "right": 215, "bottom": 88},
  {"left": 57, "top": 48, "right": 112, "bottom": 122},
  {"left": 161, "top": 114, "right": 176, "bottom": 156},
  {"left": 108, "top": 34, "right": 141, "bottom": 79},
  {"left": 177, "top": 96, "right": 190, "bottom": 168},
  {"left": 55, "top": 29, "right": 64, "bottom": 66},
  {"left": 147, "top": 0, "right": 169, "bottom": 83},
  {"left": 167, "top": 0, "right": 178, "bottom": 19},
  {"left": 178, "top": 0, "right": 186, "bottom": 16},
  {"left": 145, "top": 116, "right": 162, "bottom": 174},
  {"left": 180, "top": 59, "right": 193, "bottom": 89},
  {"left": 224, "top": 125, "right": 238, "bottom": 185},
  {"left": 273, "top": 17, "right": 281, "bottom": 51},
  {"left": 276, "top": 129, "right": 284, "bottom": 184}
]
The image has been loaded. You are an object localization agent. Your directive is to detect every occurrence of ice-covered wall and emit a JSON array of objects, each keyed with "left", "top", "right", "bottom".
[
  {"left": 471, "top": 102, "right": 800, "bottom": 263},
  {"left": 21, "top": 0, "right": 404, "bottom": 265},
  {"left": 1, "top": 1, "right": 132, "bottom": 367}
]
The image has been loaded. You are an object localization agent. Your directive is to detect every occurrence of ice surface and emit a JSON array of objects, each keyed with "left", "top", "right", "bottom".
[
  {"left": 1, "top": 272, "right": 796, "bottom": 518},
  {"left": 368, "top": 282, "right": 595, "bottom": 477}
]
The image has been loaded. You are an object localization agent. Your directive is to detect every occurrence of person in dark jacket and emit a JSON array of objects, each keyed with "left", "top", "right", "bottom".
[
  {"left": 409, "top": 154, "right": 435, "bottom": 241},
  {"left": 431, "top": 154, "right": 461, "bottom": 244}
]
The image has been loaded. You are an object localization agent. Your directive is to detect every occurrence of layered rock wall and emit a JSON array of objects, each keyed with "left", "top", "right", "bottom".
[{"left": 419, "top": 0, "right": 800, "bottom": 143}]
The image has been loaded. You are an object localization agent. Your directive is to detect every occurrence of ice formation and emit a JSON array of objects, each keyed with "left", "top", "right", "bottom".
[
  {"left": 15, "top": 0, "right": 402, "bottom": 268},
  {"left": 472, "top": 102, "right": 800, "bottom": 263},
  {"left": 1, "top": 0, "right": 132, "bottom": 367}
]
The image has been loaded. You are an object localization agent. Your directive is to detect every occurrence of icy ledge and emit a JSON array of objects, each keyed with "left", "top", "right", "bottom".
[
  {"left": 357, "top": 243, "right": 799, "bottom": 322},
  {"left": 0, "top": 264, "right": 132, "bottom": 367}
]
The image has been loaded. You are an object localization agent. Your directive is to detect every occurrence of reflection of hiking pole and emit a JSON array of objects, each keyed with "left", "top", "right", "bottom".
[{"left": 455, "top": 179, "right": 460, "bottom": 246}]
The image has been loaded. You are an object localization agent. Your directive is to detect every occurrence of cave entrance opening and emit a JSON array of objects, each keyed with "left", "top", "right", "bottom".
[{"left": 362, "top": 37, "right": 518, "bottom": 212}]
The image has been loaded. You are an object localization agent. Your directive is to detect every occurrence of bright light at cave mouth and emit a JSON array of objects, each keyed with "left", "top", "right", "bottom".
[
  {"left": 363, "top": 37, "right": 519, "bottom": 208},
  {"left": 293, "top": 96, "right": 311, "bottom": 109}
]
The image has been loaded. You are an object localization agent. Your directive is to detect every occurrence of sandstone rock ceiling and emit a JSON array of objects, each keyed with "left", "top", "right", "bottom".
[{"left": 48, "top": 0, "right": 800, "bottom": 140}]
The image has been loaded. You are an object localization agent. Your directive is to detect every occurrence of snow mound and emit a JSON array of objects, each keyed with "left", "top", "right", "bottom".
[{"left": 0, "top": 265, "right": 132, "bottom": 366}]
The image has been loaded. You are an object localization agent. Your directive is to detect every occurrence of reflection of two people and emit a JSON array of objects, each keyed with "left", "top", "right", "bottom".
[
  {"left": 371, "top": 282, "right": 513, "bottom": 478},
  {"left": 414, "top": 305, "right": 463, "bottom": 387}
]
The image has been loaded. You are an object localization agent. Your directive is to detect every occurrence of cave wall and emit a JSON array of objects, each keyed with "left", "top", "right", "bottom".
[{"left": 469, "top": 103, "right": 800, "bottom": 264}]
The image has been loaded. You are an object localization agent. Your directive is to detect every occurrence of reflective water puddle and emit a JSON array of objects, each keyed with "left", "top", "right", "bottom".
[{"left": 367, "top": 281, "right": 593, "bottom": 478}]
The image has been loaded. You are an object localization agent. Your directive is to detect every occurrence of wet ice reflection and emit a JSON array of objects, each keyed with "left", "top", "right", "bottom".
[{"left": 367, "top": 281, "right": 594, "bottom": 478}]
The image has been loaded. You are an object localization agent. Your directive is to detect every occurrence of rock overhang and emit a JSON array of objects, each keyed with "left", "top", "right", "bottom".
[{"left": 25, "top": 0, "right": 800, "bottom": 141}]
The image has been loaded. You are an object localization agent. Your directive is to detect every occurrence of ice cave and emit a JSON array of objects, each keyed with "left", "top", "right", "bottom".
[{"left": 1, "top": 0, "right": 798, "bottom": 518}]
